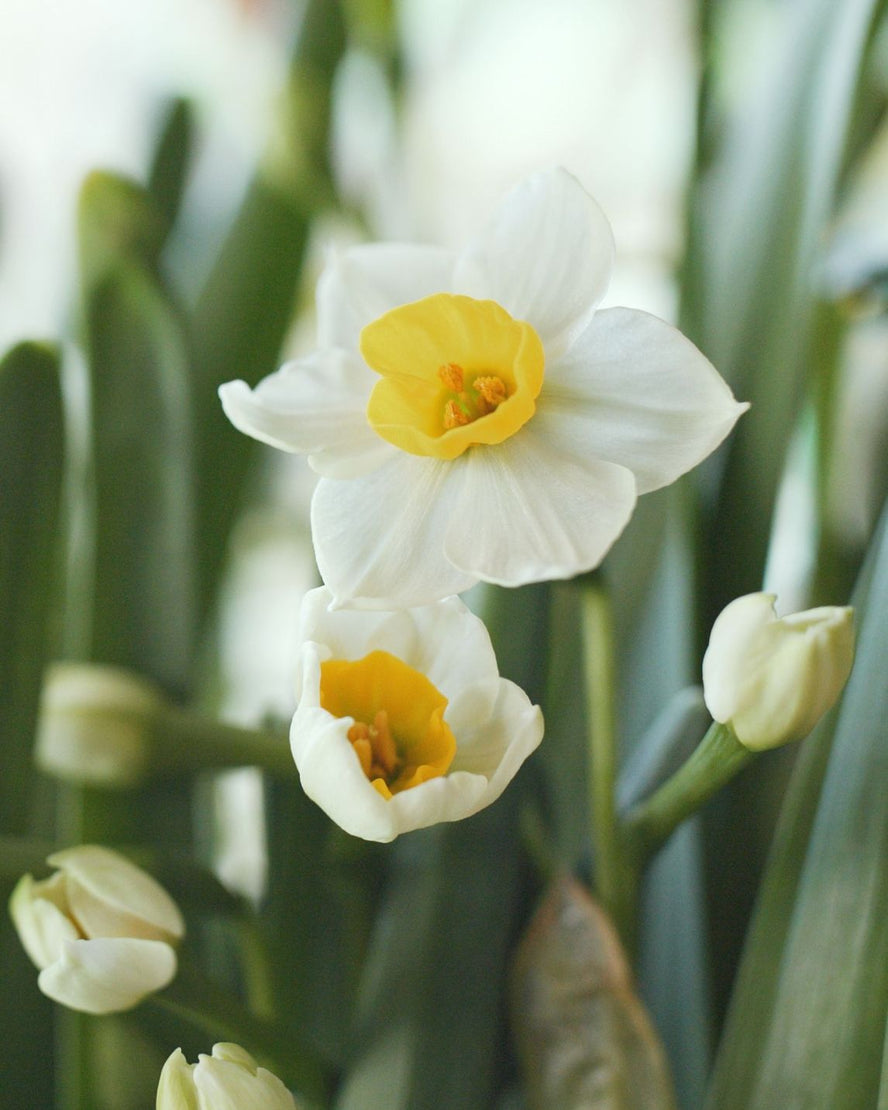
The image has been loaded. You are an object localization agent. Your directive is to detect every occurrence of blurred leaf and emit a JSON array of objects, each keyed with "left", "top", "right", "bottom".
[
  {"left": 706, "top": 499, "right": 888, "bottom": 1108},
  {"left": 79, "top": 172, "right": 166, "bottom": 291},
  {"left": 0, "top": 342, "right": 64, "bottom": 834},
  {"left": 511, "top": 875, "right": 676, "bottom": 1110},
  {"left": 261, "top": 780, "right": 376, "bottom": 1069},
  {"left": 80, "top": 259, "right": 194, "bottom": 696},
  {"left": 148, "top": 97, "right": 194, "bottom": 236},
  {"left": 685, "top": 0, "right": 887, "bottom": 621},
  {"left": 335, "top": 794, "right": 527, "bottom": 1110},
  {"left": 188, "top": 0, "right": 346, "bottom": 624}
]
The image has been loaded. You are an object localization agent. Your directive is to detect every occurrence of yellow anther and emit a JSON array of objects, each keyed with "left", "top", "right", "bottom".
[
  {"left": 473, "top": 375, "right": 508, "bottom": 411},
  {"left": 444, "top": 399, "right": 471, "bottom": 429},
  {"left": 438, "top": 362, "right": 465, "bottom": 392}
]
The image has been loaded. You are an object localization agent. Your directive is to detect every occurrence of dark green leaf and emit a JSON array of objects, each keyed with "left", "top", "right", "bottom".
[{"left": 0, "top": 342, "right": 64, "bottom": 834}]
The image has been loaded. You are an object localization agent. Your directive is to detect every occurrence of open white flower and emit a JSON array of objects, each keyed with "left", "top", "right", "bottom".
[
  {"left": 290, "top": 586, "right": 543, "bottom": 842},
  {"left": 221, "top": 168, "right": 747, "bottom": 607},
  {"left": 9, "top": 845, "right": 184, "bottom": 1014},
  {"left": 157, "top": 1043, "right": 297, "bottom": 1110},
  {"left": 702, "top": 593, "right": 855, "bottom": 751}
]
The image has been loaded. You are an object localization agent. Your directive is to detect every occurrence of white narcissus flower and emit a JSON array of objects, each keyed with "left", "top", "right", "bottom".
[
  {"left": 290, "top": 586, "right": 543, "bottom": 842},
  {"left": 702, "top": 593, "right": 855, "bottom": 751},
  {"left": 156, "top": 1043, "right": 297, "bottom": 1110},
  {"left": 9, "top": 845, "right": 184, "bottom": 1014},
  {"left": 220, "top": 168, "right": 747, "bottom": 607}
]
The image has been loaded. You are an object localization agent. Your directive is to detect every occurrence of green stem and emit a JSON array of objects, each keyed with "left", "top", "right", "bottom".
[
  {"left": 151, "top": 960, "right": 330, "bottom": 1105},
  {"left": 622, "top": 721, "right": 754, "bottom": 862},
  {"left": 154, "top": 707, "right": 294, "bottom": 778},
  {"left": 581, "top": 580, "right": 632, "bottom": 937}
]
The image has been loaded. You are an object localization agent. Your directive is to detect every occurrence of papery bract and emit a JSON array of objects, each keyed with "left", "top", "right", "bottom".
[
  {"left": 702, "top": 593, "right": 855, "bottom": 751},
  {"left": 9, "top": 845, "right": 184, "bottom": 1014},
  {"left": 220, "top": 168, "right": 747, "bottom": 607},
  {"left": 290, "top": 586, "right": 543, "bottom": 842}
]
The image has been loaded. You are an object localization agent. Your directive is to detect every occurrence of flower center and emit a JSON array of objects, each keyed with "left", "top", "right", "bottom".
[
  {"left": 360, "top": 293, "right": 545, "bottom": 460},
  {"left": 319, "top": 650, "right": 457, "bottom": 799}
]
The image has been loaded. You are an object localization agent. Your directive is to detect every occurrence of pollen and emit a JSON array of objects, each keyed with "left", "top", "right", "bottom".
[
  {"left": 438, "top": 362, "right": 465, "bottom": 392},
  {"left": 473, "top": 375, "right": 508, "bottom": 413},
  {"left": 443, "top": 399, "right": 471, "bottom": 429}
]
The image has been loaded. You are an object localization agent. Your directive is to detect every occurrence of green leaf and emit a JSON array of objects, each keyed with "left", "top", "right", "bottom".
[
  {"left": 335, "top": 795, "right": 527, "bottom": 1110},
  {"left": 148, "top": 97, "right": 194, "bottom": 236},
  {"left": 706, "top": 500, "right": 888, "bottom": 1109},
  {"left": 0, "top": 342, "right": 64, "bottom": 835},
  {"left": 81, "top": 261, "right": 194, "bottom": 695},
  {"left": 685, "top": 0, "right": 887, "bottom": 622},
  {"left": 78, "top": 172, "right": 166, "bottom": 291},
  {"left": 188, "top": 0, "right": 346, "bottom": 623}
]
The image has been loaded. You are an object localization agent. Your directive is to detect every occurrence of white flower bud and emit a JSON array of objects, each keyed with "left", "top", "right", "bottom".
[
  {"left": 156, "top": 1044, "right": 297, "bottom": 1110},
  {"left": 702, "top": 593, "right": 855, "bottom": 751},
  {"left": 35, "top": 663, "right": 165, "bottom": 787},
  {"left": 9, "top": 845, "right": 184, "bottom": 1014}
]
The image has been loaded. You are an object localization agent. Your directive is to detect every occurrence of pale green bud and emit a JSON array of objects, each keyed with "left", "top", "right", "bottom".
[
  {"left": 35, "top": 663, "right": 164, "bottom": 787},
  {"left": 9, "top": 845, "right": 184, "bottom": 1014},
  {"left": 156, "top": 1044, "right": 298, "bottom": 1110},
  {"left": 702, "top": 593, "right": 855, "bottom": 751}
]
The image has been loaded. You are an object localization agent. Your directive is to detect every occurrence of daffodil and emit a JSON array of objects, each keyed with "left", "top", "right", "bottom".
[
  {"left": 9, "top": 845, "right": 184, "bottom": 1014},
  {"left": 290, "top": 586, "right": 543, "bottom": 842},
  {"left": 702, "top": 593, "right": 855, "bottom": 750},
  {"left": 156, "top": 1043, "right": 297, "bottom": 1110},
  {"left": 221, "top": 168, "right": 747, "bottom": 607}
]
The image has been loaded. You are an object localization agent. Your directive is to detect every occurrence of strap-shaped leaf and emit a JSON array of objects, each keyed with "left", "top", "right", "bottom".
[
  {"left": 706, "top": 501, "right": 888, "bottom": 1108},
  {"left": 0, "top": 342, "right": 64, "bottom": 834},
  {"left": 81, "top": 261, "right": 194, "bottom": 696}
]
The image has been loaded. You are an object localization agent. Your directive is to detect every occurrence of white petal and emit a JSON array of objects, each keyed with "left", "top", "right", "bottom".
[
  {"left": 310, "top": 456, "right": 477, "bottom": 608},
  {"left": 219, "top": 350, "right": 394, "bottom": 478},
  {"left": 453, "top": 168, "right": 614, "bottom": 352},
  {"left": 38, "top": 937, "right": 177, "bottom": 1014},
  {"left": 444, "top": 430, "right": 637, "bottom": 587},
  {"left": 156, "top": 1048, "right": 199, "bottom": 1110},
  {"left": 296, "top": 588, "right": 500, "bottom": 701},
  {"left": 49, "top": 845, "right": 184, "bottom": 943},
  {"left": 317, "top": 243, "right": 457, "bottom": 350},
  {"left": 541, "top": 307, "right": 748, "bottom": 494},
  {"left": 291, "top": 704, "right": 404, "bottom": 842},
  {"left": 9, "top": 873, "right": 78, "bottom": 970},
  {"left": 193, "top": 1057, "right": 296, "bottom": 1110},
  {"left": 447, "top": 678, "right": 544, "bottom": 791}
]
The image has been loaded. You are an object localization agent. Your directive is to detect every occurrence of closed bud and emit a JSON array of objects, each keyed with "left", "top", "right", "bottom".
[
  {"left": 702, "top": 593, "right": 855, "bottom": 751},
  {"left": 156, "top": 1043, "right": 297, "bottom": 1109},
  {"left": 9, "top": 845, "right": 184, "bottom": 1014},
  {"left": 35, "top": 663, "right": 165, "bottom": 787}
]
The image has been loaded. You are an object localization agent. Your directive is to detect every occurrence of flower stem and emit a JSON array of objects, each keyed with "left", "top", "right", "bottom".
[
  {"left": 151, "top": 960, "right": 330, "bottom": 1105},
  {"left": 581, "top": 580, "right": 633, "bottom": 941},
  {"left": 153, "top": 708, "right": 294, "bottom": 778},
  {"left": 622, "top": 721, "right": 754, "bottom": 862}
]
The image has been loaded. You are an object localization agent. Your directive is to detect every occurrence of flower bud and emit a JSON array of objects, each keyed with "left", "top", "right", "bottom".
[
  {"left": 156, "top": 1043, "right": 297, "bottom": 1109},
  {"left": 35, "top": 663, "right": 164, "bottom": 787},
  {"left": 9, "top": 845, "right": 184, "bottom": 1014},
  {"left": 702, "top": 593, "right": 855, "bottom": 751}
]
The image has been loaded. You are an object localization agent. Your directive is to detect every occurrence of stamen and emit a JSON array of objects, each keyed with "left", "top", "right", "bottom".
[
  {"left": 444, "top": 399, "right": 471, "bottom": 429},
  {"left": 438, "top": 362, "right": 465, "bottom": 391},
  {"left": 348, "top": 710, "right": 401, "bottom": 784},
  {"left": 473, "top": 376, "right": 508, "bottom": 410}
]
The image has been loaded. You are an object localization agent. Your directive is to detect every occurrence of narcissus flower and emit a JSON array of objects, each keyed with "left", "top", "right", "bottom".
[
  {"left": 156, "top": 1043, "right": 297, "bottom": 1110},
  {"left": 290, "top": 586, "right": 543, "bottom": 841},
  {"left": 221, "top": 168, "right": 746, "bottom": 607},
  {"left": 9, "top": 845, "right": 184, "bottom": 1014},
  {"left": 702, "top": 593, "right": 855, "bottom": 751}
]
